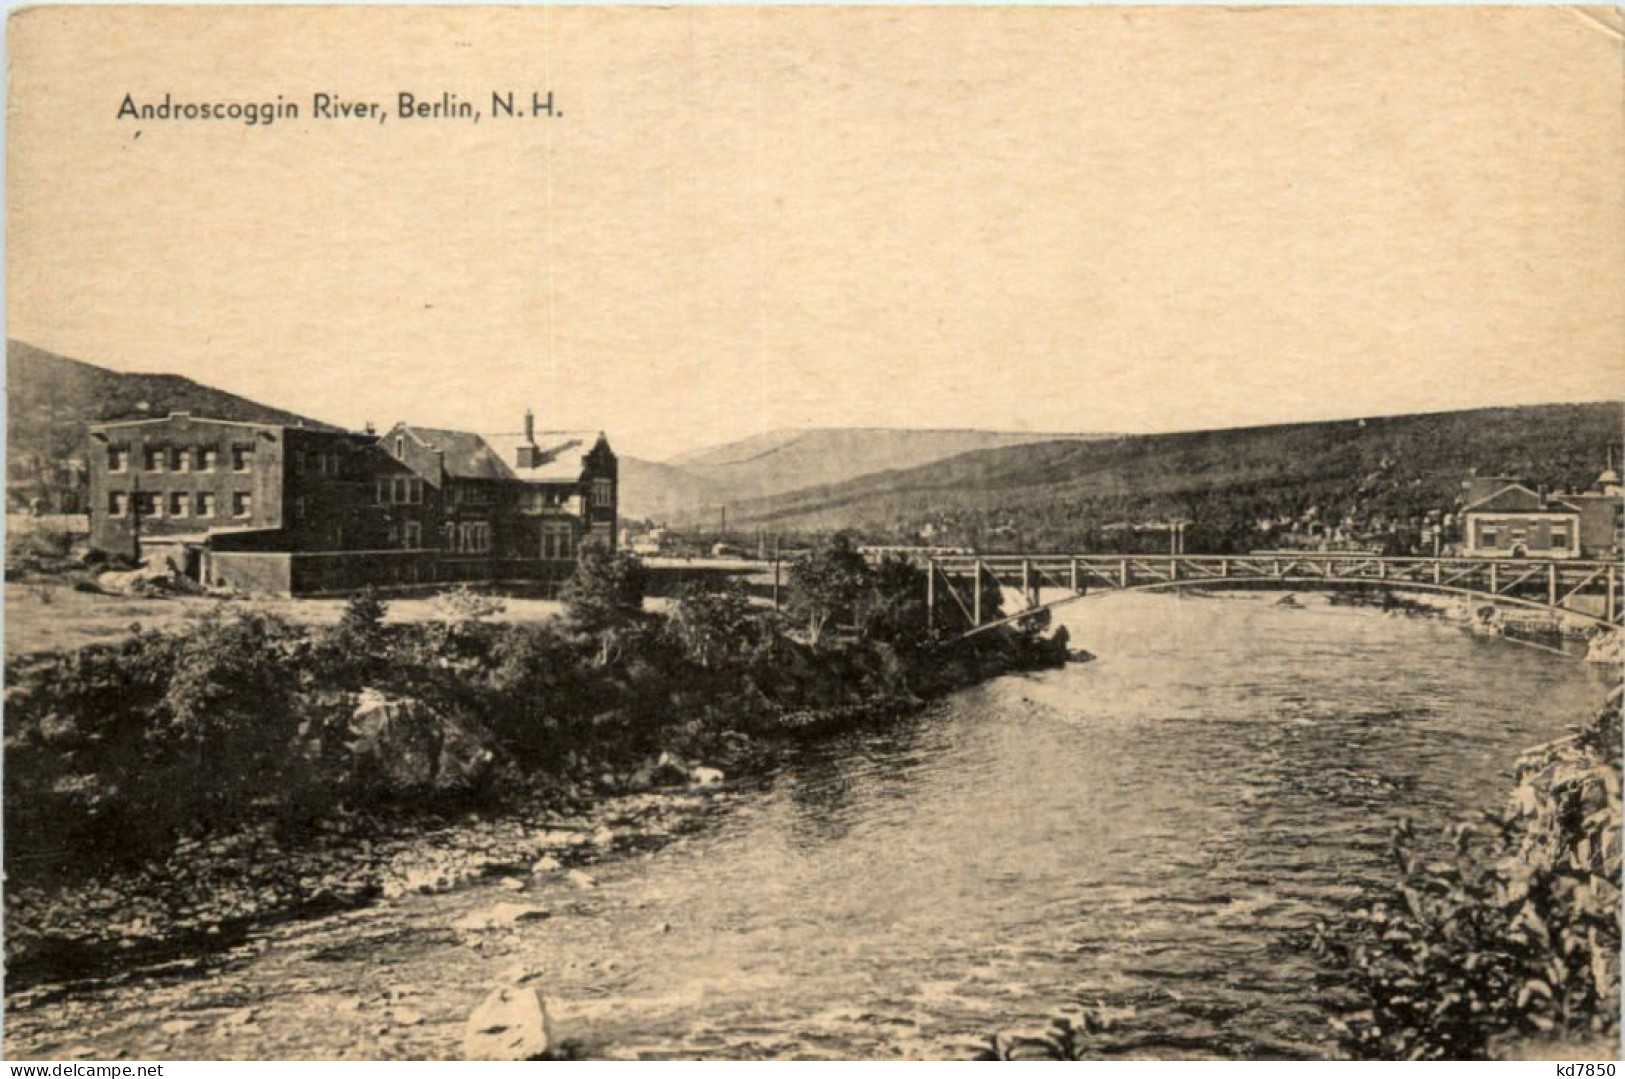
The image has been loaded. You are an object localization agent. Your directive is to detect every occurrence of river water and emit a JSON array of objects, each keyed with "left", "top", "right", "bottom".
[{"left": 5, "top": 592, "right": 1609, "bottom": 1060}]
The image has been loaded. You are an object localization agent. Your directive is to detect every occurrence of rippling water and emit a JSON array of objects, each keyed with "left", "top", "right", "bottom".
[{"left": 6, "top": 593, "right": 1608, "bottom": 1059}]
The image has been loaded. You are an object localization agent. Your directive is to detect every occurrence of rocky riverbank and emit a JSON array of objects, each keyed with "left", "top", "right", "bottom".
[{"left": 5, "top": 767, "right": 750, "bottom": 997}]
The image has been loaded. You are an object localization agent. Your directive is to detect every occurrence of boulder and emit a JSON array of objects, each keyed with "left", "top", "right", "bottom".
[
  {"left": 689, "top": 766, "right": 725, "bottom": 787},
  {"left": 565, "top": 870, "right": 598, "bottom": 890},
  {"left": 651, "top": 752, "right": 692, "bottom": 787},
  {"left": 464, "top": 986, "right": 553, "bottom": 1061},
  {"left": 530, "top": 856, "right": 562, "bottom": 875},
  {"left": 350, "top": 689, "right": 498, "bottom": 793}
]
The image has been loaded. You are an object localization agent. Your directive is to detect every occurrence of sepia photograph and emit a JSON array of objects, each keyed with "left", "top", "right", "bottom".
[{"left": 3, "top": 3, "right": 1622, "bottom": 1063}]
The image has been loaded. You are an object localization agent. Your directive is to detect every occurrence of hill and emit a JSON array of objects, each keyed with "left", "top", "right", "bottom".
[
  {"left": 623, "top": 427, "right": 1109, "bottom": 522},
  {"left": 7, "top": 341, "right": 341, "bottom": 513},
  {"left": 711, "top": 403, "right": 1624, "bottom": 554}
]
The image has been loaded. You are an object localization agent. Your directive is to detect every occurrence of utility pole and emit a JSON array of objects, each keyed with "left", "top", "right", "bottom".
[{"left": 772, "top": 533, "right": 781, "bottom": 611}]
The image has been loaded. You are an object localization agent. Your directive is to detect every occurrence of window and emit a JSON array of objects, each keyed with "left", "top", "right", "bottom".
[
  {"left": 292, "top": 451, "right": 306, "bottom": 475},
  {"left": 404, "top": 521, "right": 422, "bottom": 548},
  {"left": 454, "top": 522, "right": 492, "bottom": 553},
  {"left": 199, "top": 447, "right": 218, "bottom": 471},
  {"left": 169, "top": 492, "right": 190, "bottom": 518},
  {"left": 1552, "top": 529, "right": 1571, "bottom": 548},
  {"left": 108, "top": 491, "right": 128, "bottom": 517},
  {"left": 232, "top": 445, "right": 253, "bottom": 472},
  {"left": 542, "top": 523, "right": 574, "bottom": 560},
  {"left": 135, "top": 492, "right": 161, "bottom": 519},
  {"left": 232, "top": 492, "right": 253, "bottom": 518},
  {"left": 197, "top": 492, "right": 216, "bottom": 518},
  {"left": 144, "top": 446, "right": 167, "bottom": 472},
  {"left": 292, "top": 496, "right": 307, "bottom": 520},
  {"left": 107, "top": 447, "right": 128, "bottom": 473},
  {"left": 395, "top": 436, "right": 405, "bottom": 459},
  {"left": 592, "top": 478, "right": 614, "bottom": 508},
  {"left": 173, "top": 448, "right": 192, "bottom": 472}
]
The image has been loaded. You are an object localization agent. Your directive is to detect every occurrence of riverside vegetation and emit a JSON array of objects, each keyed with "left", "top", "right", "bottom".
[
  {"left": 977, "top": 687, "right": 1622, "bottom": 1061},
  {"left": 4, "top": 537, "right": 1060, "bottom": 988}
]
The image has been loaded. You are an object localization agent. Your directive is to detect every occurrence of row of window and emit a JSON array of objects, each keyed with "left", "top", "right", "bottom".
[
  {"left": 108, "top": 445, "right": 253, "bottom": 474},
  {"left": 376, "top": 476, "right": 426, "bottom": 505},
  {"left": 451, "top": 521, "right": 492, "bottom": 554},
  {"left": 292, "top": 450, "right": 344, "bottom": 477},
  {"left": 109, "top": 490, "right": 252, "bottom": 519}
]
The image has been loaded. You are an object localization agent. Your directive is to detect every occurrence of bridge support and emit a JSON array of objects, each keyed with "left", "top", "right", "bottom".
[
  {"left": 926, "top": 558, "right": 936, "bottom": 637},
  {"left": 973, "top": 559, "right": 983, "bottom": 627}
]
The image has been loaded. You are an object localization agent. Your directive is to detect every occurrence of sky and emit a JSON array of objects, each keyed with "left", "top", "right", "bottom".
[{"left": 8, "top": 6, "right": 1623, "bottom": 460}]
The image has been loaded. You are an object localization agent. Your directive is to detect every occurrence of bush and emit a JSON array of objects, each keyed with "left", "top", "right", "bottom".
[{"left": 1313, "top": 690, "right": 1622, "bottom": 1059}]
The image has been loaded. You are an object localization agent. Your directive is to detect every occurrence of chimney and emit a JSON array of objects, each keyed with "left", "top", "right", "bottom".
[{"left": 524, "top": 408, "right": 535, "bottom": 444}]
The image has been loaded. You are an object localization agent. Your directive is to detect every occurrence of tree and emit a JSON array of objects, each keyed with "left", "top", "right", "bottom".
[
  {"left": 787, "top": 534, "right": 873, "bottom": 647},
  {"left": 561, "top": 547, "right": 648, "bottom": 663},
  {"left": 669, "top": 580, "right": 759, "bottom": 669}
]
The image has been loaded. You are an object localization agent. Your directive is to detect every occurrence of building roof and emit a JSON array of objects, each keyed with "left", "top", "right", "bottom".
[
  {"left": 487, "top": 430, "right": 605, "bottom": 484},
  {"left": 400, "top": 425, "right": 605, "bottom": 484},
  {"left": 1463, "top": 483, "right": 1580, "bottom": 516}
]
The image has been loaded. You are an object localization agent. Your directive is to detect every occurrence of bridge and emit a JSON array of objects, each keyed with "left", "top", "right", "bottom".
[{"left": 876, "top": 552, "right": 1625, "bottom": 640}]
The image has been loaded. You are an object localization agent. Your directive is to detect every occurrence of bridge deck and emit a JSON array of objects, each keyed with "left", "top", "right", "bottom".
[{"left": 870, "top": 551, "right": 1624, "bottom": 637}]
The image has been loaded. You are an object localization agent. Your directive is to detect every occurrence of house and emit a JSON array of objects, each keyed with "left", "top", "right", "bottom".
[
  {"left": 86, "top": 408, "right": 618, "bottom": 594},
  {"left": 1459, "top": 482, "right": 1582, "bottom": 559},
  {"left": 87, "top": 412, "right": 415, "bottom": 591},
  {"left": 379, "top": 410, "right": 616, "bottom": 566},
  {"left": 1567, "top": 467, "right": 1623, "bottom": 558}
]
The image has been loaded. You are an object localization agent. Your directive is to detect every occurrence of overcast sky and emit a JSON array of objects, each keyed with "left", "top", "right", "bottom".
[{"left": 9, "top": 6, "right": 1622, "bottom": 460}]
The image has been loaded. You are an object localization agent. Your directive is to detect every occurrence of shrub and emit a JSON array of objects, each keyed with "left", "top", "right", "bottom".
[
  {"left": 561, "top": 548, "right": 646, "bottom": 631},
  {"left": 1313, "top": 690, "right": 1622, "bottom": 1059},
  {"left": 787, "top": 533, "right": 872, "bottom": 646}
]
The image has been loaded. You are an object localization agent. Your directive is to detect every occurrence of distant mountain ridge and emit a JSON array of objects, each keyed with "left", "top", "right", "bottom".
[
  {"left": 621, "top": 427, "right": 1111, "bottom": 521},
  {"left": 707, "top": 403, "right": 1624, "bottom": 552},
  {"left": 6, "top": 340, "right": 340, "bottom": 511}
]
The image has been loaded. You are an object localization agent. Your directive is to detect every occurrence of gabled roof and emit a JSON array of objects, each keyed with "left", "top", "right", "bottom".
[
  {"left": 398, "top": 425, "right": 513, "bottom": 481},
  {"left": 1463, "top": 483, "right": 1580, "bottom": 515},
  {"left": 396, "top": 425, "right": 606, "bottom": 484}
]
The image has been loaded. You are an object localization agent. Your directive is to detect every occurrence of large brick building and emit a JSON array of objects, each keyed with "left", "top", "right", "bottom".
[{"left": 86, "top": 409, "right": 616, "bottom": 594}]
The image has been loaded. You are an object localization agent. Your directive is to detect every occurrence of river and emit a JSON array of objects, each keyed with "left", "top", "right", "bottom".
[{"left": 4, "top": 592, "right": 1609, "bottom": 1060}]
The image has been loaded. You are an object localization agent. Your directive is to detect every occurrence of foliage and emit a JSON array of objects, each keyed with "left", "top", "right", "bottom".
[
  {"left": 786, "top": 533, "right": 873, "bottom": 646},
  {"left": 561, "top": 548, "right": 647, "bottom": 635},
  {"left": 668, "top": 580, "right": 762, "bottom": 669},
  {"left": 1313, "top": 690, "right": 1622, "bottom": 1060}
]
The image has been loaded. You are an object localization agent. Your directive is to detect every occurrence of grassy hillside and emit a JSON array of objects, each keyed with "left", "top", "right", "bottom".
[
  {"left": 628, "top": 427, "right": 1109, "bottom": 522},
  {"left": 7, "top": 341, "right": 341, "bottom": 512},
  {"left": 617, "top": 456, "right": 727, "bottom": 522},
  {"left": 715, "top": 403, "right": 1623, "bottom": 554}
]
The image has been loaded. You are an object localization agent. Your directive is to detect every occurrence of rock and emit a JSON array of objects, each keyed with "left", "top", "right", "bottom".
[
  {"left": 497, "top": 877, "right": 526, "bottom": 892},
  {"left": 530, "top": 856, "right": 562, "bottom": 874},
  {"left": 392, "top": 1008, "right": 426, "bottom": 1027},
  {"left": 689, "top": 766, "right": 725, "bottom": 787},
  {"left": 650, "top": 752, "right": 692, "bottom": 787},
  {"left": 158, "top": 1019, "right": 196, "bottom": 1036},
  {"left": 565, "top": 870, "right": 597, "bottom": 890},
  {"left": 464, "top": 986, "right": 553, "bottom": 1061},
  {"left": 453, "top": 903, "right": 550, "bottom": 932},
  {"left": 350, "top": 688, "right": 499, "bottom": 794},
  {"left": 591, "top": 827, "right": 617, "bottom": 848}
]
